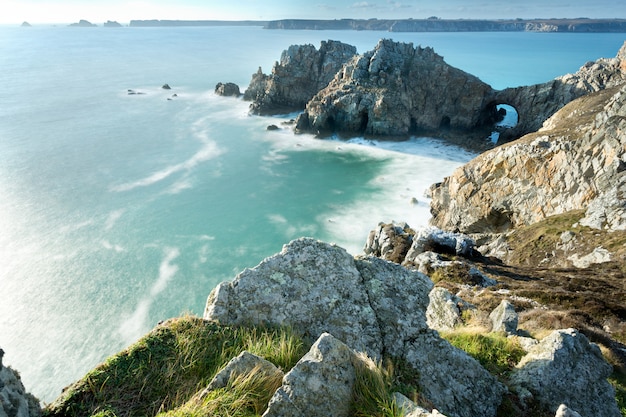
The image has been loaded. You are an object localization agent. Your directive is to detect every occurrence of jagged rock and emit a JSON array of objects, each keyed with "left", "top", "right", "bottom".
[
  {"left": 244, "top": 40, "right": 357, "bottom": 115},
  {"left": 0, "top": 352, "right": 41, "bottom": 417},
  {"left": 200, "top": 351, "right": 283, "bottom": 395},
  {"left": 511, "top": 328, "right": 620, "bottom": 417},
  {"left": 430, "top": 82, "right": 626, "bottom": 234},
  {"left": 295, "top": 39, "right": 496, "bottom": 142},
  {"left": 205, "top": 238, "right": 382, "bottom": 358},
  {"left": 489, "top": 300, "right": 518, "bottom": 334},
  {"left": 263, "top": 333, "right": 355, "bottom": 417},
  {"left": 205, "top": 238, "right": 505, "bottom": 417},
  {"left": 162, "top": 83, "right": 171, "bottom": 90},
  {"left": 426, "top": 287, "right": 465, "bottom": 331},
  {"left": 215, "top": 82, "right": 241, "bottom": 97},
  {"left": 407, "top": 227, "right": 476, "bottom": 258},
  {"left": 363, "top": 221, "right": 414, "bottom": 263},
  {"left": 68, "top": 19, "right": 96, "bottom": 27},
  {"left": 554, "top": 404, "right": 583, "bottom": 417}
]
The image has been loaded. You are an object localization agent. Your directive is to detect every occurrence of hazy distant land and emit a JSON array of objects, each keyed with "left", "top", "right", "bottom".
[{"left": 128, "top": 17, "right": 626, "bottom": 32}]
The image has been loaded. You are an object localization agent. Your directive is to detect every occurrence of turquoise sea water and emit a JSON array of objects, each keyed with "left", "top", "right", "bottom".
[{"left": 0, "top": 25, "right": 624, "bottom": 402}]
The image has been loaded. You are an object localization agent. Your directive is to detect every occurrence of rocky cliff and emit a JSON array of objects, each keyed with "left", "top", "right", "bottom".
[
  {"left": 430, "top": 80, "right": 626, "bottom": 234},
  {"left": 0, "top": 349, "right": 41, "bottom": 417},
  {"left": 294, "top": 39, "right": 497, "bottom": 144},
  {"left": 244, "top": 40, "right": 357, "bottom": 115}
]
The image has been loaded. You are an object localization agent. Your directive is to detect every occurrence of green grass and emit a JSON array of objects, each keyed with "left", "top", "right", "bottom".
[
  {"left": 43, "top": 316, "right": 306, "bottom": 417},
  {"left": 609, "top": 370, "right": 626, "bottom": 417},
  {"left": 440, "top": 330, "right": 526, "bottom": 377}
]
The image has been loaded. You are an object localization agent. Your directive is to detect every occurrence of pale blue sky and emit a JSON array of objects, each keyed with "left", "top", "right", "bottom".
[{"left": 2, "top": 0, "right": 625, "bottom": 24}]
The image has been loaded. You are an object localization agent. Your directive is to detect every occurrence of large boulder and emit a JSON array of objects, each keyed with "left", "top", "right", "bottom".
[
  {"left": 263, "top": 333, "right": 355, "bottom": 417},
  {"left": 205, "top": 237, "right": 505, "bottom": 417},
  {"left": 510, "top": 328, "right": 620, "bottom": 417},
  {"left": 0, "top": 349, "right": 41, "bottom": 417},
  {"left": 430, "top": 82, "right": 626, "bottom": 234},
  {"left": 489, "top": 300, "right": 518, "bottom": 335},
  {"left": 244, "top": 40, "right": 357, "bottom": 115},
  {"left": 215, "top": 82, "right": 241, "bottom": 97}
]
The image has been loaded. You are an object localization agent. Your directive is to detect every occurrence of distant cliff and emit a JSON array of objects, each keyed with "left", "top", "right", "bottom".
[{"left": 265, "top": 18, "right": 626, "bottom": 32}]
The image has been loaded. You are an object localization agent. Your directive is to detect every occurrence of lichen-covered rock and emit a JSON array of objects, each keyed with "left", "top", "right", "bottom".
[
  {"left": 403, "top": 331, "right": 506, "bottom": 417},
  {"left": 201, "top": 351, "right": 283, "bottom": 394},
  {"left": 489, "top": 300, "right": 518, "bottom": 335},
  {"left": 426, "top": 287, "right": 465, "bottom": 331},
  {"left": 204, "top": 237, "right": 382, "bottom": 358},
  {"left": 244, "top": 40, "right": 357, "bottom": 115},
  {"left": 205, "top": 238, "right": 505, "bottom": 417},
  {"left": 394, "top": 392, "right": 448, "bottom": 417},
  {"left": 430, "top": 82, "right": 626, "bottom": 234},
  {"left": 263, "top": 333, "right": 355, "bottom": 417},
  {"left": 510, "top": 328, "right": 620, "bottom": 417},
  {"left": 0, "top": 350, "right": 41, "bottom": 417}
]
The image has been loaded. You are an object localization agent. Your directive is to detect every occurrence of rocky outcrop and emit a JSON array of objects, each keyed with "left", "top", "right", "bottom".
[
  {"left": 511, "top": 329, "right": 620, "bottom": 417},
  {"left": 489, "top": 300, "right": 518, "bottom": 335},
  {"left": 0, "top": 349, "right": 41, "bottom": 417},
  {"left": 201, "top": 351, "right": 283, "bottom": 394},
  {"left": 264, "top": 333, "right": 355, "bottom": 417},
  {"left": 68, "top": 20, "right": 96, "bottom": 27},
  {"left": 430, "top": 81, "right": 626, "bottom": 233},
  {"left": 294, "top": 39, "right": 497, "bottom": 143},
  {"left": 215, "top": 82, "right": 241, "bottom": 97},
  {"left": 426, "top": 287, "right": 466, "bottom": 331},
  {"left": 244, "top": 41, "right": 357, "bottom": 115},
  {"left": 205, "top": 237, "right": 505, "bottom": 417}
]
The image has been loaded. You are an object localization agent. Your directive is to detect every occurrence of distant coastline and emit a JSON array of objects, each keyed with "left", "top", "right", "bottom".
[{"left": 128, "top": 18, "right": 626, "bottom": 32}]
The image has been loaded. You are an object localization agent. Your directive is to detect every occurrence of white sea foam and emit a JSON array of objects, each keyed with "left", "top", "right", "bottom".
[
  {"left": 110, "top": 141, "right": 224, "bottom": 192},
  {"left": 105, "top": 209, "right": 125, "bottom": 231},
  {"left": 118, "top": 247, "right": 180, "bottom": 345}
]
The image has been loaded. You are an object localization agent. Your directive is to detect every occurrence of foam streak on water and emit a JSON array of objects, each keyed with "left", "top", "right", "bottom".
[{"left": 0, "top": 25, "right": 624, "bottom": 402}]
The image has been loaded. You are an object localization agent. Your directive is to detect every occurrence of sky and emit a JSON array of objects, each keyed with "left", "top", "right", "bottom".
[{"left": 1, "top": 0, "right": 625, "bottom": 25}]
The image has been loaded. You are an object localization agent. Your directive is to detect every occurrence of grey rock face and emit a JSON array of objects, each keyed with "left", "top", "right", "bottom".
[
  {"left": 205, "top": 237, "right": 505, "bottom": 417},
  {"left": 263, "top": 333, "right": 355, "bottom": 417},
  {"left": 244, "top": 40, "right": 357, "bottom": 115},
  {"left": 215, "top": 82, "right": 241, "bottom": 97},
  {"left": 205, "top": 237, "right": 382, "bottom": 358},
  {"left": 426, "top": 287, "right": 465, "bottom": 331},
  {"left": 295, "top": 39, "right": 495, "bottom": 141},
  {"left": 201, "top": 351, "right": 283, "bottom": 394},
  {"left": 511, "top": 329, "right": 620, "bottom": 417},
  {"left": 0, "top": 359, "right": 41, "bottom": 417},
  {"left": 489, "top": 300, "right": 518, "bottom": 335},
  {"left": 430, "top": 82, "right": 626, "bottom": 234}
]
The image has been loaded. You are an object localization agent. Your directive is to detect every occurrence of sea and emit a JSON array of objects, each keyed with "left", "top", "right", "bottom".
[{"left": 0, "top": 24, "right": 624, "bottom": 403}]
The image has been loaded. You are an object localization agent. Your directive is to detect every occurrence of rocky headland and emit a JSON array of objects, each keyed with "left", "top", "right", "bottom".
[
  {"left": 242, "top": 38, "right": 626, "bottom": 150},
  {"left": 4, "top": 39, "right": 626, "bottom": 417}
]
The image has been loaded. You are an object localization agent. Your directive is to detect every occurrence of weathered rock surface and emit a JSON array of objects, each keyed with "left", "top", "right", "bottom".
[
  {"left": 295, "top": 39, "right": 496, "bottom": 142},
  {"left": 426, "top": 287, "right": 466, "bottom": 331},
  {"left": 554, "top": 404, "right": 582, "bottom": 417},
  {"left": 430, "top": 81, "right": 626, "bottom": 233},
  {"left": 205, "top": 237, "right": 505, "bottom": 417},
  {"left": 244, "top": 40, "right": 357, "bottom": 115},
  {"left": 263, "top": 333, "right": 355, "bottom": 417},
  {"left": 215, "top": 82, "right": 241, "bottom": 97},
  {"left": 0, "top": 349, "right": 41, "bottom": 417},
  {"left": 489, "top": 300, "right": 518, "bottom": 335},
  {"left": 201, "top": 351, "right": 283, "bottom": 394},
  {"left": 511, "top": 328, "right": 620, "bottom": 417}
]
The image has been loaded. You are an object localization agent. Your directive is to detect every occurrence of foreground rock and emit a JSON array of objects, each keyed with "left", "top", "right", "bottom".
[
  {"left": 264, "top": 333, "right": 355, "bottom": 417},
  {"left": 205, "top": 238, "right": 505, "bottom": 417},
  {"left": 430, "top": 81, "right": 626, "bottom": 234},
  {"left": 244, "top": 40, "right": 357, "bottom": 115},
  {"left": 0, "top": 349, "right": 41, "bottom": 417},
  {"left": 511, "top": 329, "right": 620, "bottom": 417}
]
